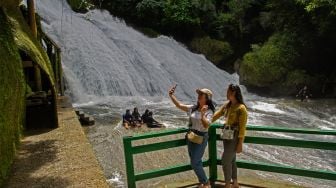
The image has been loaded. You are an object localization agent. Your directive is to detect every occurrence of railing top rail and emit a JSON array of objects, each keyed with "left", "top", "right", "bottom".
[
  {"left": 124, "top": 124, "right": 336, "bottom": 141},
  {"left": 246, "top": 125, "right": 336, "bottom": 135},
  {"left": 124, "top": 128, "right": 188, "bottom": 141},
  {"left": 212, "top": 124, "right": 336, "bottom": 135}
]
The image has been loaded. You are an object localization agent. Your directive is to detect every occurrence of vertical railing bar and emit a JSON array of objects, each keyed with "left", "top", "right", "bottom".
[
  {"left": 123, "top": 136, "right": 136, "bottom": 188},
  {"left": 208, "top": 125, "right": 218, "bottom": 184}
]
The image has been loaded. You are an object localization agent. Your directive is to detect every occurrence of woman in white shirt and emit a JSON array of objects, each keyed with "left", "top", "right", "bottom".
[{"left": 169, "top": 85, "right": 215, "bottom": 188}]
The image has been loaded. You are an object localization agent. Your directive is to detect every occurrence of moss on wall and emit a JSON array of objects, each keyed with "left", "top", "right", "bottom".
[
  {"left": 5, "top": 6, "right": 58, "bottom": 127},
  {"left": 0, "top": 4, "right": 58, "bottom": 186},
  {"left": 0, "top": 7, "right": 25, "bottom": 186},
  {"left": 5, "top": 7, "right": 56, "bottom": 89},
  {"left": 0, "top": 0, "right": 21, "bottom": 7}
]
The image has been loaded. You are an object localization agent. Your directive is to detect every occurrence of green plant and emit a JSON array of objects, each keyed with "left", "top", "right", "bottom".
[
  {"left": 136, "top": 0, "right": 165, "bottom": 21},
  {"left": 0, "top": 8, "right": 25, "bottom": 186},
  {"left": 240, "top": 32, "right": 299, "bottom": 87},
  {"left": 163, "top": 0, "right": 200, "bottom": 27},
  {"left": 190, "top": 36, "right": 233, "bottom": 64},
  {"left": 67, "top": 0, "right": 93, "bottom": 13}
]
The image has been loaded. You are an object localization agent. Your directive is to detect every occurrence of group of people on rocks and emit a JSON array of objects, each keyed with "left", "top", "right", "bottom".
[{"left": 122, "top": 108, "right": 163, "bottom": 129}]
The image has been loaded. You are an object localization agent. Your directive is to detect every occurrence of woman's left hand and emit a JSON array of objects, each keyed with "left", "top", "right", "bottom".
[
  {"left": 236, "top": 143, "right": 243, "bottom": 153},
  {"left": 201, "top": 105, "right": 208, "bottom": 115}
]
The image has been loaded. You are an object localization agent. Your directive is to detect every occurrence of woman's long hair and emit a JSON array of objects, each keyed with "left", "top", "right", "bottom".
[
  {"left": 191, "top": 95, "right": 216, "bottom": 113},
  {"left": 225, "top": 84, "right": 246, "bottom": 109}
]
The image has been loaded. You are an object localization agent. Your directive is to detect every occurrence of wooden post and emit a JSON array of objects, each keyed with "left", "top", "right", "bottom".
[
  {"left": 27, "top": 0, "right": 37, "bottom": 37},
  {"left": 28, "top": 0, "right": 42, "bottom": 91},
  {"left": 57, "top": 49, "right": 65, "bottom": 96}
]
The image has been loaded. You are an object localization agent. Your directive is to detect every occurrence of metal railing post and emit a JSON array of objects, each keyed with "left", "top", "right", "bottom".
[
  {"left": 208, "top": 125, "right": 218, "bottom": 183},
  {"left": 123, "top": 136, "right": 136, "bottom": 188}
]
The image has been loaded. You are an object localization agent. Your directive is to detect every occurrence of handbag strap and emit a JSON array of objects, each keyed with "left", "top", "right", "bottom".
[
  {"left": 223, "top": 106, "right": 241, "bottom": 131},
  {"left": 188, "top": 104, "right": 198, "bottom": 128}
]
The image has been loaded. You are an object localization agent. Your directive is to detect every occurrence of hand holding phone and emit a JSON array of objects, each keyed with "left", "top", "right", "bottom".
[{"left": 169, "top": 84, "right": 178, "bottom": 96}]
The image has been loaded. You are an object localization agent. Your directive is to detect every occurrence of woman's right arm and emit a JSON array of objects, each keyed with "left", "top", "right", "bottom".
[
  {"left": 212, "top": 105, "right": 224, "bottom": 122},
  {"left": 169, "top": 85, "right": 189, "bottom": 112}
]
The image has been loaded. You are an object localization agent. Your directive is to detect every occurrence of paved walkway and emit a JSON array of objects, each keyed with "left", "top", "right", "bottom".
[{"left": 5, "top": 97, "right": 109, "bottom": 188}]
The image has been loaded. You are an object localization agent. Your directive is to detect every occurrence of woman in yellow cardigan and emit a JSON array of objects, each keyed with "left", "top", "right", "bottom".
[{"left": 212, "top": 84, "right": 248, "bottom": 188}]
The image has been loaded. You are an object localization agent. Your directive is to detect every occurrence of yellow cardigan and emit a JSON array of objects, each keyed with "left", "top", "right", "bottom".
[{"left": 218, "top": 104, "right": 248, "bottom": 138}]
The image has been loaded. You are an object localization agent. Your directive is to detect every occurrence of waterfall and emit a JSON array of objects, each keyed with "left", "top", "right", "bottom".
[{"left": 35, "top": 0, "right": 239, "bottom": 104}]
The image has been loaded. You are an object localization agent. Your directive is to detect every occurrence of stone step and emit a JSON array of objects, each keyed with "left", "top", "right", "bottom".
[{"left": 75, "top": 110, "right": 95, "bottom": 126}]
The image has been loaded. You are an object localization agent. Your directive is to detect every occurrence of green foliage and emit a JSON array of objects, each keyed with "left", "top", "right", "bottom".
[
  {"left": 67, "top": 0, "right": 93, "bottom": 13},
  {"left": 211, "top": 12, "right": 238, "bottom": 39},
  {"left": 240, "top": 32, "right": 299, "bottom": 87},
  {"left": 296, "top": 0, "right": 336, "bottom": 13},
  {"left": 136, "top": 0, "right": 165, "bottom": 18},
  {"left": 190, "top": 36, "right": 233, "bottom": 64},
  {"left": 260, "top": 0, "right": 307, "bottom": 31},
  {"left": 136, "top": 0, "right": 165, "bottom": 26},
  {"left": 192, "top": 0, "right": 216, "bottom": 25},
  {"left": 6, "top": 7, "right": 56, "bottom": 88},
  {"left": 226, "top": 0, "right": 255, "bottom": 26},
  {"left": 285, "top": 70, "right": 327, "bottom": 94},
  {"left": 0, "top": 8, "right": 25, "bottom": 186},
  {"left": 0, "top": 0, "right": 21, "bottom": 7},
  {"left": 295, "top": 0, "right": 336, "bottom": 36},
  {"left": 285, "top": 69, "right": 310, "bottom": 87},
  {"left": 97, "top": 0, "right": 142, "bottom": 19},
  {"left": 163, "top": 0, "right": 200, "bottom": 27},
  {"left": 211, "top": 0, "right": 255, "bottom": 36},
  {"left": 135, "top": 27, "right": 160, "bottom": 38}
]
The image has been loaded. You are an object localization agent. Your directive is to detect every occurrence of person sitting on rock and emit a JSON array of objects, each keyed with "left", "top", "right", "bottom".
[
  {"left": 122, "top": 109, "right": 132, "bottom": 129},
  {"left": 132, "top": 107, "right": 142, "bottom": 127},
  {"left": 296, "top": 85, "right": 312, "bottom": 102},
  {"left": 141, "top": 109, "right": 150, "bottom": 124},
  {"left": 146, "top": 111, "right": 164, "bottom": 128}
]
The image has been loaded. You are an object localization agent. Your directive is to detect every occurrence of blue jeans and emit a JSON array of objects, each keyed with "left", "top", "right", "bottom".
[{"left": 187, "top": 130, "right": 209, "bottom": 184}]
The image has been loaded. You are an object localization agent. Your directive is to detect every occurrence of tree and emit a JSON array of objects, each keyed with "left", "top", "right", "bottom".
[
  {"left": 240, "top": 32, "right": 299, "bottom": 87},
  {"left": 296, "top": 0, "right": 336, "bottom": 13},
  {"left": 136, "top": 0, "right": 165, "bottom": 27},
  {"left": 163, "top": 0, "right": 201, "bottom": 27}
]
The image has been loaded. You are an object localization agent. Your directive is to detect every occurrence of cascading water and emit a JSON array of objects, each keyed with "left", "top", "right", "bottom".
[
  {"left": 35, "top": 0, "right": 239, "bottom": 104},
  {"left": 35, "top": 0, "right": 335, "bottom": 187}
]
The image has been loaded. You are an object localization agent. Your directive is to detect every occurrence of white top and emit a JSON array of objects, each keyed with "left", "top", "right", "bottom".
[{"left": 187, "top": 105, "right": 213, "bottom": 132}]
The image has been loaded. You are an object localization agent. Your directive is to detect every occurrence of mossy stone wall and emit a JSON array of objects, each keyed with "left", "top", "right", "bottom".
[
  {"left": 0, "top": 7, "right": 25, "bottom": 186},
  {"left": 0, "top": 2, "right": 58, "bottom": 186}
]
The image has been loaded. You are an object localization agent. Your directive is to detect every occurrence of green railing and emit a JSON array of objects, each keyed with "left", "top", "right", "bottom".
[{"left": 123, "top": 124, "right": 336, "bottom": 188}]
